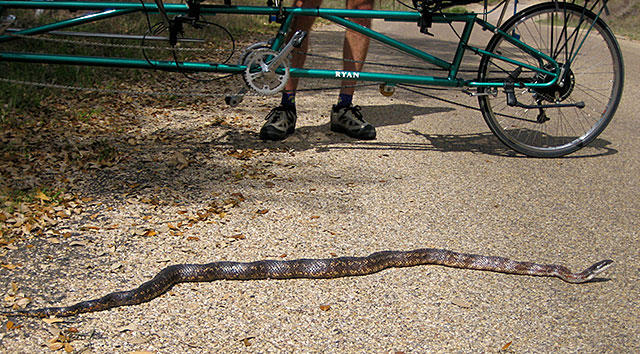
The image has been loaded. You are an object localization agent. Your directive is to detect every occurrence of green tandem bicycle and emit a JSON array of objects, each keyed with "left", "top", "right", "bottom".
[{"left": 0, "top": 0, "right": 625, "bottom": 157}]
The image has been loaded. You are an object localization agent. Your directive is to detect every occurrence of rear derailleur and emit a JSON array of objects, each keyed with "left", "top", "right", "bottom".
[{"left": 503, "top": 67, "right": 585, "bottom": 123}]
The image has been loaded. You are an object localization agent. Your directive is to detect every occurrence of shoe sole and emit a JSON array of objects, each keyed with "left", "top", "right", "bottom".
[
  {"left": 330, "top": 123, "right": 376, "bottom": 140},
  {"left": 260, "top": 125, "right": 295, "bottom": 141}
]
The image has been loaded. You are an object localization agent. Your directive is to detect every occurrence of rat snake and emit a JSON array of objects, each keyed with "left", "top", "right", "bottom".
[{"left": 1, "top": 248, "right": 612, "bottom": 318}]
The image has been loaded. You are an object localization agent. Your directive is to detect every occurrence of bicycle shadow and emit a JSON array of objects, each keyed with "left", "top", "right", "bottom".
[
  {"left": 399, "top": 129, "right": 618, "bottom": 158},
  {"left": 223, "top": 102, "right": 617, "bottom": 158}
]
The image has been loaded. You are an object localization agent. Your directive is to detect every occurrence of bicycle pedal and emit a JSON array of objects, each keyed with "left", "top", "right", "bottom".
[
  {"left": 291, "top": 30, "right": 307, "bottom": 48},
  {"left": 379, "top": 83, "right": 395, "bottom": 97},
  {"left": 225, "top": 95, "right": 243, "bottom": 107}
]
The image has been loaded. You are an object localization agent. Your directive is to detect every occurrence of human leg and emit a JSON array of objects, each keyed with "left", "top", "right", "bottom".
[
  {"left": 339, "top": 0, "right": 373, "bottom": 98},
  {"left": 283, "top": 0, "right": 322, "bottom": 102},
  {"left": 261, "top": 0, "right": 322, "bottom": 141},
  {"left": 260, "top": 0, "right": 322, "bottom": 140},
  {"left": 330, "top": 0, "right": 376, "bottom": 140}
]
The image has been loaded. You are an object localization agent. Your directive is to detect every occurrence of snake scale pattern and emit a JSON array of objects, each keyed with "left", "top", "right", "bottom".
[{"left": 1, "top": 248, "right": 612, "bottom": 318}]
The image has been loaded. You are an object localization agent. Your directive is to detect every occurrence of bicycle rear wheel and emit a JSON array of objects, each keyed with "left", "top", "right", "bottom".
[{"left": 477, "top": 2, "right": 624, "bottom": 157}]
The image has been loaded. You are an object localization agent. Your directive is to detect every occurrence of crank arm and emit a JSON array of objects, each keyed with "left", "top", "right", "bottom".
[{"left": 266, "top": 30, "right": 306, "bottom": 72}]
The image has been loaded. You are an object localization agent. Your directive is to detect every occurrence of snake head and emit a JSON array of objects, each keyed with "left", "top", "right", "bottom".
[
  {"left": 591, "top": 259, "right": 613, "bottom": 274},
  {"left": 589, "top": 259, "right": 614, "bottom": 275},
  {"left": 574, "top": 259, "right": 614, "bottom": 283}
]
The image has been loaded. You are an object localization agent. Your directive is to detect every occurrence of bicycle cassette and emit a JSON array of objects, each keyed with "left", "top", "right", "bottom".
[{"left": 243, "top": 48, "right": 290, "bottom": 95}]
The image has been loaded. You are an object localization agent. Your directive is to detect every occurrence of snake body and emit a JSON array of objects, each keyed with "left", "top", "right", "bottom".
[{"left": 1, "top": 248, "right": 612, "bottom": 318}]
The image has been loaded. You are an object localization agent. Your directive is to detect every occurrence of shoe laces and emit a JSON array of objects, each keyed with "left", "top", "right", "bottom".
[
  {"left": 266, "top": 106, "right": 294, "bottom": 123},
  {"left": 343, "top": 105, "right": 364, "bottom": 122}
]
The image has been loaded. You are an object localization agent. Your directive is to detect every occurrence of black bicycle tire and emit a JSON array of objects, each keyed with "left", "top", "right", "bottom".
[{"left": 477, "top": 2, "right": 624, "bottom": 158}]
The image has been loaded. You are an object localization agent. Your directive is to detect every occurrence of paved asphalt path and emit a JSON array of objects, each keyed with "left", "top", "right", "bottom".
[{"left": 1, "top": 3, "right": 638, "bottom": 353}]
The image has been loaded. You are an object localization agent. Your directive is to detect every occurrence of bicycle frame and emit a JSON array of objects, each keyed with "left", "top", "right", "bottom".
[{"left": 0, "top": 0, "right": 610, "bottom": 90}]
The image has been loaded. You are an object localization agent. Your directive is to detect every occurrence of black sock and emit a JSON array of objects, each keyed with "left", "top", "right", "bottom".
[
  {"left": 335, "top": 93, "right": 353, "bottom": 109},
  {"left": 281, "top": 92, "right": 296, "bottom": 110}
]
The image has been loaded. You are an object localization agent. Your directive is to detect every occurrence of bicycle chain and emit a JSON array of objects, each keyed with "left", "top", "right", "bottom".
[
  {"left": 1, "top": 76, "right": 383, "bottom": 98},
  {"left": 5, "top": 32, "right": 209, "bottom": 52}
]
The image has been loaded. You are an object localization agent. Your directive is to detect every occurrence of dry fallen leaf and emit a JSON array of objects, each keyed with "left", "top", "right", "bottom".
[
  {"left": 116, "top": 323, "right": 138, "bottom": 332},
  {"left": 110, "top": 262, "right": 123, "bottom": 272},
  {"left": 35, "top": 190, "right": 51, "bottom": 202},
  {"left": 42, "top": 317, "right": 64, "bottom": 324},
  {"left": 47, "top": 327, "right": 61, "bottom": 337},
  {"left": 1, "top": 263, "right": 18, "bottom": 270},
  {"left": 15, "top": 296, "right": 31, "bottom": 308},
  {"left": 501, "top": 341, "right": 513, "bottom": 351},
  {"left": 319, "top": 305, "right": 331, "bottom": 311},
  {"left": 48, "top": 342, "right": 64, "bottom": 351},
  {"left": 128, "top": 336, "right": 149, "bottom": 344},
  {"left": 451, "top": 298, "right": 472, "bottom": 309}
]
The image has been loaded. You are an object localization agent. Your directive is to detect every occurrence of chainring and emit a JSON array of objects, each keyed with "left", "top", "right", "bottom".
[{"left": 243, "top": 48, "right": 290, "bottom": 95}]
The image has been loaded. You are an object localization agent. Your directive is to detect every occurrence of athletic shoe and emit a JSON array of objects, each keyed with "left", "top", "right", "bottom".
[
  {"left": 330, "top": 105, "right": 376, "bottom": 140},
  {"left": 260, "top": 105, "right": 297, "bottom": 141}
]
